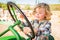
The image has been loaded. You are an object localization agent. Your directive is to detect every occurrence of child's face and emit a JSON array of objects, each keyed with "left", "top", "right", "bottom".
[{"left": 35, "top": 7, "right": 46, "bottom": 20}]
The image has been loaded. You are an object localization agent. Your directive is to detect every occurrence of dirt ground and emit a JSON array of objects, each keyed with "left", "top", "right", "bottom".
[{"left": 0, "top": 11, "right": 60, "bottom": 40}]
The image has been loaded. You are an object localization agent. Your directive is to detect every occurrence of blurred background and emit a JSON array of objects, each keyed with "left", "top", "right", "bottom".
[{"left": 0, "top": 0, "right": 60, "bottom": 40}]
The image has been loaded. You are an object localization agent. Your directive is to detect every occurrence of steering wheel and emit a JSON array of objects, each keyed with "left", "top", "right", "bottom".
[{"left": 7, "top": 2, "right": 35, "bottom": 39}]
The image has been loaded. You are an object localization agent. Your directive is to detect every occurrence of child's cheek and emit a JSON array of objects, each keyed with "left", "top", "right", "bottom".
[
  {"left": 34, "top": 13, "right": 45, "bottom": 19},
  {"left": 39, "top": 14, "right": 45, "bottom": 17},
  {"left": 39, "top": 14, "right": 45, "bottom": 19}
]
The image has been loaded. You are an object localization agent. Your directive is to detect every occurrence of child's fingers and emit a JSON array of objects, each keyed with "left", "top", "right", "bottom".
[{"left": 23, "top": 27, "right": 31, "bottom": 34}]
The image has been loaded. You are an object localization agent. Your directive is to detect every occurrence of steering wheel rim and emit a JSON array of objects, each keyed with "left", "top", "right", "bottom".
[{"left": 7, "top": 2, "right": 35, "bottom": 39}]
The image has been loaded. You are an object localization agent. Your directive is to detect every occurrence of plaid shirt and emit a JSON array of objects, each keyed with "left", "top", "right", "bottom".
[
  {"left": 23, "top": 19, "right": 51, "bottom": 40},
  {"left": 23, "top": 19, "right": 51, "bottom": 35},
  {"left": 31, "top": 19, "right": 51, "bottom": 35},
  {"left": 31, "top": 19, "right": 51, "bottom": 40}
]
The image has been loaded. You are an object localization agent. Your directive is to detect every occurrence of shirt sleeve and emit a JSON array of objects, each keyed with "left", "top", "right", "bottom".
[
  {"left": 45, "top": 21, "right": 51, "bottom": 33},
  {"left": 45, "top": 21, "right": 51, "bottom": 29}
]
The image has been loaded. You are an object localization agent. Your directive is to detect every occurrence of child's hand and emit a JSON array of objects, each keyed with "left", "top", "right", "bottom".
[
  {"left": 34, "top": 28, "right": 38, "bottom": 34},
  {"left": 23, "top": 27, "right": 31, "bottom": 34},
  {"left": 32, "top": 38, "right": 35, "bottom": 40}
]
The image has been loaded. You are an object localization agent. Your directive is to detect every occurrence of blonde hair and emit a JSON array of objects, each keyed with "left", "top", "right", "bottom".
[{"left": 32, "top": 3, "right": 52, "bottom": 20}]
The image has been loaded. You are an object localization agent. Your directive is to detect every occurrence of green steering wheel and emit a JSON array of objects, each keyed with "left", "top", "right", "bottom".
[{"left": 7, "top": 2, "right": 35, "bottom": 39}]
